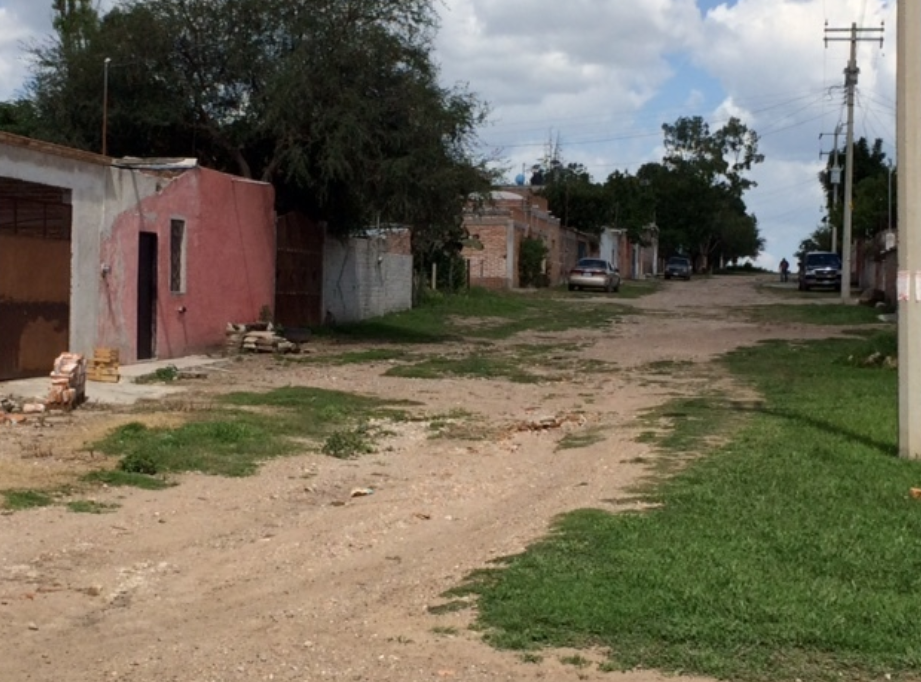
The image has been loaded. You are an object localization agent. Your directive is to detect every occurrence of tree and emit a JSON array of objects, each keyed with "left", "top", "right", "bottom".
[
  {"left": 658, "top": 116, "right": 764, "bottom": 267},
  {"left": 24, "top": 0, "right": 494, "bottom": 244},
  {"left": 0, "top": 100, "right": 41, "bottom": 137},
  {"left": 604, "top": 167, "right": 657, "bottom": 243},
  {"left": 819, "top": 137, "right": 893, "bottom": 244},
  {"left": 539, "top": 163, "right": 613, "bottom": 235}
]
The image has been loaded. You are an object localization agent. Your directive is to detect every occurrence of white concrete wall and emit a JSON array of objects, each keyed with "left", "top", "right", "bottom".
[
  {"left": 0, "top": 141, "right": 162, "bottom": 356},
  {"left": 323, "top": 235, "right": 413, "bottom": 324}
]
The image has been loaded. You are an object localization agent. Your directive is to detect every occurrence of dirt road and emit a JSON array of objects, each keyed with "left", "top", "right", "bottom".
[{"left": 1, "top": 276, "right": 837, "bottom": 682}]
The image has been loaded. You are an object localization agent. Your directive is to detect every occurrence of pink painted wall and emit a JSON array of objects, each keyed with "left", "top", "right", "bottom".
[{"left": 98, "top": 167, "right": 275, "bottom": 363}]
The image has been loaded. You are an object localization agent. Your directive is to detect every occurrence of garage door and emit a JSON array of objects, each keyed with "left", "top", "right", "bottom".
[{"left": 0, "top": 177, "right": 72, "bottom": 380}]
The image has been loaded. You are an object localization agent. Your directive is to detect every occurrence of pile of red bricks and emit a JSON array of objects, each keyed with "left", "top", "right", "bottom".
[{"left": 47, "top": 352, "right": 87, "bottom": 410}]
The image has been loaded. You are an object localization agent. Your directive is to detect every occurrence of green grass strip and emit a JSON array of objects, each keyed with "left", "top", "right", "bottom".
[
  {"left": 93, "top": 386, "right": 414, "bottom": 477},
  {"left": 459, "top": 331, "right": 921, "bottom": 681}
]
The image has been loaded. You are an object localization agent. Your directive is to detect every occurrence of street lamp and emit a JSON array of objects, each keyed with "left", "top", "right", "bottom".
[{"left": 102, "top": 57, "right": 111, "bottom": 156}]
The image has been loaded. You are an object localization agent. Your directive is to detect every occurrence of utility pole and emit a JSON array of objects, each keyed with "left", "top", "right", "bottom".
[
  {"left": 897, "top": 1, "right": 921, "bottom": 459},
  {"left": 825, "top": 22, "right": 884, "bottom": 301},
  {"left": 819, "top": 124, "right": 843, "bottom": 252}
]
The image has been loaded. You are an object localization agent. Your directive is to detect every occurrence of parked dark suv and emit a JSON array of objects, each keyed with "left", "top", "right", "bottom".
[
  {"left": 664, "top": 256, "right": 692, "bottom": 280},
  {"left": 798, "top": 251, "right": 842, "bottom": 291}
]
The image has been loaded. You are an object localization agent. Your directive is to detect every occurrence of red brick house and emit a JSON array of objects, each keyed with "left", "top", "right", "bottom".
[{"left": 462, "top": 188, "right": 596, "bottom": 289}]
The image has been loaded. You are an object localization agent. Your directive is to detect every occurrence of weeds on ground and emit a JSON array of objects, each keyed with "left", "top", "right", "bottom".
[
  {"left": 322, "top": 425, "right": 376, "bottom": 459},
  {"left": 740, "top": 302, "right": 885, "bottom": 326},
  {"left": 134, "top": 365, "right": 180, "bottom": 384},
  {"left": 559, "top": 655, "right": 592, "bottom": 669},
  {"left": 454, "top": 330, "right": 921, "bottom": 682},
  {"left": 66, "top": 500, "right": 119, "bottom": 514},
  {"left": 316, "top": 287, "right": 633, "bottom": 345},
  {"left": 431, "top": 626, "right": 459, "bottom": 636},
  {"left": 556, "top": 427, "right": 606, "bottom": 451},
  {"left": 385, "top": 354, "right": 544, "bottom": 383},
  {"left": 2, "top": 489, "right": 55, "bottom": 510},
  {"left": 427, "top": 600, "right": 472, "bottom": 615},
  {"left": 93, "top": 386, "right": 415, "bottom": 477},
  {"left": 427, "top": 410, "right": 492, "bottom": 441},
  {"left": 83, "top": 469, "right": 173, "bottom": 490}
]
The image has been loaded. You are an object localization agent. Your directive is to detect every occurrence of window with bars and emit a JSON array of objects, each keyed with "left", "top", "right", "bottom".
[{"left": 169, "top": 219, "right": 186, "bottom": 293}]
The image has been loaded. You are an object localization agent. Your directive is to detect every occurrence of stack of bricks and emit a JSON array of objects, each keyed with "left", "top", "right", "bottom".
[
  {"left": 47, "top": 352, "right": 87, "bottom": 410},
  {"left": 87, "top": 347, "right": 120, "bottom": 383}
]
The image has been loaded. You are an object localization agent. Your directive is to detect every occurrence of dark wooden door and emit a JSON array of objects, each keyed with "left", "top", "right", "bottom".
[
  {"left": 137, "top": 232, "right": 158, "bottom": 360},
  {"left": 275, "top": 212, "right": 324, "bottom": 327}
]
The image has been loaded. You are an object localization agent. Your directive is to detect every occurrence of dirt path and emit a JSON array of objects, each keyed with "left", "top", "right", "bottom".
[{"left": 1, "top": 276, "right": 840, "bottom": 682}]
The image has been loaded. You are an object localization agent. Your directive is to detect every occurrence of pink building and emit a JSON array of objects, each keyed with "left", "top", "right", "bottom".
[
  {"left": 1, "top": 132, "right": 276, "bottom": 378},
  {"left": 97, "top": 164, "right": 276, "bottom": 363}
]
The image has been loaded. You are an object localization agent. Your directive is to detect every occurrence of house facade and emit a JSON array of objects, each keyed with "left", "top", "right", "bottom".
[
  {"left": 462, "top": 188, "right": 597, "bottom": 289},
  {"left": 0, "top": 132, "right": 276, "bottom": 380}
]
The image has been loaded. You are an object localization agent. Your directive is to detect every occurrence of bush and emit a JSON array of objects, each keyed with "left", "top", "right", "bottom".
[
  {"left": 519, "top": 237, "right": 549, "bottom": 288},
  {"left": 119, "top": 451, "right": 159, "bottom": 475}
]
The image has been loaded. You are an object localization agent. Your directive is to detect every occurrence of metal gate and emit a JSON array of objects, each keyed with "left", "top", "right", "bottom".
[
  {"left": 0, "top": 178, "right": 72, "bottom": 380},
  {"left": 274, "top": 212, "right": 324, "bottom": 328}
]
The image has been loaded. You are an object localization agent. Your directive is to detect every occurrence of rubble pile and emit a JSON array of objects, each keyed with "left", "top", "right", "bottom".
[
  {"left": 47, "top": 352, "right": 87, "bottom": 410},
  {"left": 226, "top": 323, "right": 300, "bottom": 355}
]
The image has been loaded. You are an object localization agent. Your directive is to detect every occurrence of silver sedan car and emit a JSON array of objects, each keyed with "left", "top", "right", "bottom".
[{"left": 567, "top": 258, "right": 621, "bottom": 293}]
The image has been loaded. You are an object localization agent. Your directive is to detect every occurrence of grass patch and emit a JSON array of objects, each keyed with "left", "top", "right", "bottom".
[
  {"left": 2, "top": 489, "right": 55, "bottom": 510},
  {"left": 66, "top": 500, "right": 119, "bottom": 514},
  {"left": 93, "top": 387, "right": 415, "bottom": 477},
  {"left": 319, "top": 287, "right": 632, "bottom": 344},
  {"left": 741, "top": 303, "right": 883, "bottom": 326},
  {"left": 640, "top": 359, "right": 697, "bottom": 375},
  {"left": 133, "top": 364, "right": 180, "bottom": 384},
  {"left": 455, "top": 330, "right": 921, "bottom": 681},
  {"left": 321, "top": 425, "right": 376, "bottom": 459},
  {"left": 560, "top": 654, "right": 592, "bottom": 668},
  {"left": 386, "top": 344, "right": 616, "bottom": 384}
]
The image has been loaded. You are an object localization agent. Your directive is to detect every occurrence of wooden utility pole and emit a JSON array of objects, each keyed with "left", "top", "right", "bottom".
[
  {"left": 897, "top": 1, "right": 921, "bottom": 458},
  {"left": 824, "top": 22, "right": 884, "bottom": 301}
]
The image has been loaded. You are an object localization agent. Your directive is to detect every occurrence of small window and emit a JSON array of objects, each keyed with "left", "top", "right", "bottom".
[{"left": 169, "top": 219, "right": 186, "bottom": 293}]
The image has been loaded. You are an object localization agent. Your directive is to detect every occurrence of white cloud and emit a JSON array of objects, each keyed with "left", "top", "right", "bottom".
[
  {"left": 0, "top": 7, "right": 40, "bottom": 100},
  {"left": 0, "top": 0, "right": 901, "bottom": 265}
]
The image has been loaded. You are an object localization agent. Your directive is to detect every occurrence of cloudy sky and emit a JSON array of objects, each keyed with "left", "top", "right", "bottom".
[{"left": 0, "top": 0, "right": 897, "bottom": 268}]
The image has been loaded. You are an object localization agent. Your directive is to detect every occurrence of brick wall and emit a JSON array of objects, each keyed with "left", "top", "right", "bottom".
[
  {"left": 462, "top": 188, "right": 601, "bottom": 288},
  {"left": 463, "top": 220, "right": 514, "bottom": 289}
]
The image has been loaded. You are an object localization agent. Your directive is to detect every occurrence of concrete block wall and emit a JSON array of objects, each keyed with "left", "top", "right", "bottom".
[{"left": 323, "top": 233, "right": 413, "bottom": 323}]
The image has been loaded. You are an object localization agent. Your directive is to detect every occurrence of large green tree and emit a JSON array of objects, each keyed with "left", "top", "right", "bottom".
[
  {"left": 525, "top": 116, "right": 764, "bottom": 266},
  {"left": 23, "top": 0, "right": 494, "bottom": 245},
  {"left": 819, "top": 137, "right": 893, "bottom": 244},
  {"left": 657, "top": 115, "right": 764, "bottom": 268}
]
